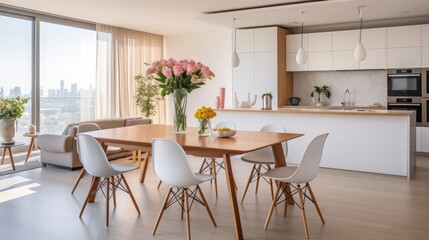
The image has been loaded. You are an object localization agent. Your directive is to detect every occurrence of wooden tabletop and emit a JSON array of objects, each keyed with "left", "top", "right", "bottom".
[{"left": 83, "top": 124, "right": 303, "bottom": 156}]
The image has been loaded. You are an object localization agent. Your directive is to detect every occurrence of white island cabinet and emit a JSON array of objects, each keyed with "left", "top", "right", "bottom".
[{"left": 215, "top": 108, "right": 416, "bottom": 180}]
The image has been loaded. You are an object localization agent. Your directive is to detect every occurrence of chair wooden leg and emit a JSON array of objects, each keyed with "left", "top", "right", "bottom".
[
  {"left": 80, "top": 177, "right": 97, "bottom": 218},
  {"left": 152, "top": 188, "right": 172, "bottom": 235},
  {"left": 157, "top": 180, "right": 163, "bottom": 189},
  {"left": 284, "top": 183, "right": 289, "bottom": 217},
  {"left": 181, "top": 188, "right": 185, "bottom": 220},
  {"left": 111, "top": 176, "right": 116, "bottom": 207},
  {"left": 196, "top": 185, "right": 217, "bottom": 227},
  {"left": 184, "top": 188, "right": 191, "bottom": 240},
  {"left": 139, "top": 152, "right": 150, "bottom": 183},
  {"left": 7, "top": 148, "right": 15, "bottom": 171},
  {"left": 255, "top": 164, "right": 262, "bottom": 195},
  {"left": 71, "top": 168, "right": 87, "bottom": 194},
  {"left": 297, "top": 185, "right": 310, "bottom": 239},
  {"left": 211, "top": 159, "right": 218, "bottom": 198},
  {"left": 25, "top": 137, "right": 35, "bottom": 163},
  {"left": 264, "top": 183, "right": 282, "bottom": 230},
  {"left": 241, "top": 164, "right": 256, "bottom": 204},
  {"left": 121, "top": 174, "right": 140, "bottom": 214},
  {"left": 267, "top": 165, "right": 274, "bottom": 200},
  {"left": 307, "top": 183, "right": 325, "bottom": 224},
  {"left": 106, "top": 177, "right": 110, "bottom": 226}
]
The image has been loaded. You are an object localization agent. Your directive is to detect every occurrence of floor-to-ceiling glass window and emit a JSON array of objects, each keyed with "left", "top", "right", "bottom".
[
  {"left": 0, "top": 13, "right": 33, "bottom": 143},
  {"left": 39, "top": 22, "right": 96, "bottom": 133}
]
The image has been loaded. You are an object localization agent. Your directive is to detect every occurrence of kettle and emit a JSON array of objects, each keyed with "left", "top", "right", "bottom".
[
  {"left": 289, "top": 97, "right": 301, "bottom": 106},
  {"left": 262, "top": 93, "right": 273, "bottom": 110}
]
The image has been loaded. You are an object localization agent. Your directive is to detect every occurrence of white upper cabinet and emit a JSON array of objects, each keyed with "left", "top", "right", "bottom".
[
  {"left": 422, "top": 47, "right": 429, "bottom": 67},
  {"left": 286, "top": 34, "right": 308, "bottom": 53},
  {"left": 254, "top": 27, "right": 277, "bottom": 52},
  {"left": 360, "top": 49, "right": 387, "bottom": 70},
  {"left": 361, "top": 28, "right": 387, "bottom": 49},
  {"left": 423, "top": 24, "right": 429, "bottom": 46},
  {"left": 308, "top": 32, "right": 332, "bottom": 52},
  {"left": 333, "top": 30, "right": 359, "bottom": 51},
  {"left": 253, "top": 52, "right": 278, "bottom": 108},
  {"left": 309, "top": 51, "right": 332, "bottom": 71},
  {"left": 333, "top": 51, "right": 358, "bottom": 70},
  {"left": 387, "top": 47, "right": 421, "bottom": 68},
  {"left": 387, "top": 25, "right": 421, "bottom": 48},
  {"left": 286, "top": 53, "right": 308, "bottom": 71},
  {"left": 232, "top": 53, "right": 254, "bottom": 97},
  {"left": 236, "top": 29, "right": 253, "bottom": 53}
]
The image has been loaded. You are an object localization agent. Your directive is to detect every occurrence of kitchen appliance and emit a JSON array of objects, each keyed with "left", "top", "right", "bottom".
[
  {"left": 387, "top": 69, "right": 422, "bottom": 96},
  {"left": 387, "top": 97, "right": 422, "bottom": 125},
  {"left": 289, "top": 97, "right": 301, "bottom": 106},
  {"left": 262, "top": 93, "right": 272, "bottom": 110},
  {"left": 422, "top": 69, "right": 429, "bottom": 97}
]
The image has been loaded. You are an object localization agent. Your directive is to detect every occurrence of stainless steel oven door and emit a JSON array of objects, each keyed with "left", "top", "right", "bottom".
[
  {"left": 387, "top": 101, "right": 422, "bottom": 126},
  {"left": 423, "top": 98, "right": 429, "bottom": 127},
  {"left": 423, "top": 69, "right": 429, "bottom": 98}
]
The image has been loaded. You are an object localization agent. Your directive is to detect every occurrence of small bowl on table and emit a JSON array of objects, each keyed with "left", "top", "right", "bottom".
[{"left": 212, "top": 129, "right": 237, "bottom": 138}]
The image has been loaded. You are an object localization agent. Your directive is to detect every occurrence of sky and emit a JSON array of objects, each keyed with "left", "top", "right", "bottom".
[{"left": 0, "top": 14, "right": 96, "bottom": 97}]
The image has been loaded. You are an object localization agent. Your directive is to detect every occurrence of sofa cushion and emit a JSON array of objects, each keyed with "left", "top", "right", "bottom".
[
  {"left": 37, "top": 134, "right": 74, "bottom": 153},
  {"left": 125, "top": 118, "right": 152, "bottom": 126},
  {"left": 62, "top": 117, "right": 144, "bottom": 135}
]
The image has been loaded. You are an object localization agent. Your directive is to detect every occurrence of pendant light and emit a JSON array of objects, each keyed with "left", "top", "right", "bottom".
[
  {"left": 232, "top": 18, "right": 240, "bottom": 68},
  {"left": 354, "top": 6, "right": 366, "bottom": 61},
  {"left": 296, "top": 11, "right": 307, "bottom": 65}
]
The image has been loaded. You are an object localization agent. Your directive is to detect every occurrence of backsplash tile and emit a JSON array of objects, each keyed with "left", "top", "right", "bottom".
[{"left": 293, "top": 70, "right": 387, "bottom": 107}]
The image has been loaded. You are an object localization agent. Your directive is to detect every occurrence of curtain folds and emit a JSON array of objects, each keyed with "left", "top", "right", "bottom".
[{"left": 95, "top": 24, "right": 165, "bottom": 123}]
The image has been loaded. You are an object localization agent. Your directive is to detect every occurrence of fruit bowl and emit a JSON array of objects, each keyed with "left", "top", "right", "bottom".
[{"left": 212, "top": 129, "right": 237, "bottom": 138}]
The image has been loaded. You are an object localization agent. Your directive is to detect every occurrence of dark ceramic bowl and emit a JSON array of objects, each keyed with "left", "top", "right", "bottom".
[{"left": 289, "top": 97, "right": 301, "bottom": 106}]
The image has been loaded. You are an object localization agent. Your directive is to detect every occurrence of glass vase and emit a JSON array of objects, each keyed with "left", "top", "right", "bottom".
[
  {"left": 172, "top": 89, "right": 188, "bottom": 133},
  {"left": 198, "top": 119, "right": 211, "bottom": 136}
]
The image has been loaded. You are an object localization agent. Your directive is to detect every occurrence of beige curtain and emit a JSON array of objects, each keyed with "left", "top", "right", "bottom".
[{"left": 95, "top": 24, "right": 165, "bottom": 123}]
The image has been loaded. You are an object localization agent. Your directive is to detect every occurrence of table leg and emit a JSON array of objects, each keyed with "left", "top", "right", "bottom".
[
  {"left": 139, "top": 151, "right": 150, "bottom": 183},
  {"left": 223, "top": 154, "right": 243, "bottom": 240},
  {"left": 7, "top": 148, "right": 16, "bottom": 171},
  {"left": 25, "top": 137, "right": 35, "bottom": 163},
  {"left": 1, "top": 148, "right": 6, "bottom": 165},
  {"left": 271, "top": 143, "right": 293, "bottom": 205}
]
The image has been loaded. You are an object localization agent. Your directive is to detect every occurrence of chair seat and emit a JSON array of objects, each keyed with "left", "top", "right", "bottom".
[
  {"left": 262, "top": 166, "right": 298, "bottom": 181},
  {"left": 111, "top": 163, "right": 138, "bottom": 173},
  {"left": 195, "top": 173, "right": 215, "bottom": 182},
  {"left": 241, "top": 147, "right": 276, "bottom": 164}
]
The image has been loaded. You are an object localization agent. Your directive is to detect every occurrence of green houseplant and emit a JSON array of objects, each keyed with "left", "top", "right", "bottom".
[
  {"left": 134, "top": 74, "right": 161, "bottom": 118},
  {"left": 0, "top": 96, "right": 30, "bottom": 144},
  {"left": 310, "top": 85, "right": 331, "bottom": 106}
]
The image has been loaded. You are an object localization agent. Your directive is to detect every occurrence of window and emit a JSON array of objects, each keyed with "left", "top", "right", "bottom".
[
  {"left": 0, "top": 14, "right": 33, "bottom": 142},
  {"left": 39, "top": 22, "right": 96, "bottom": 133}
]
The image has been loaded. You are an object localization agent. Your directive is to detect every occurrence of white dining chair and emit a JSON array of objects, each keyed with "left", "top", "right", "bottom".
[
  {"left": 240, "top": 124, "right": 288, "bottom": 203},
  {"left": 263, "top": 133, "right": 329, "bottom": 239},
  {"left": 71, "top": 123, "right": 102, "bottom": 194},
  {"left": 152, "top": 138, "right": 217, "bottom": 240},
  {"left": 77, "top": 134, "right": 140, "bottom": 226}
]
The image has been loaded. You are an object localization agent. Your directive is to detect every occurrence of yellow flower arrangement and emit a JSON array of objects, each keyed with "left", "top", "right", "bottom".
[{"left": 194, "top": 106, "right": 216, "bottom": 135}]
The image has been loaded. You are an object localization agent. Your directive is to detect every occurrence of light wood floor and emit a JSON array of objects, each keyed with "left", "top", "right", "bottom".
[{"left": 1, "top": 155, "right": 429, "bottom": 240}]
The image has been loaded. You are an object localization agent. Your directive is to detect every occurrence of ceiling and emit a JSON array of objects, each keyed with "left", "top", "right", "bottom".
[{"left": 1, "top": 0, "right": 429, "bottom": 36}]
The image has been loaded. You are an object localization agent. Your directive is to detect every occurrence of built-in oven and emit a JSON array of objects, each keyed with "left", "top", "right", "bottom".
[
  {"left": 422, "top": 69, "right": 429, "bottom": 97},
  {"left": 387, "top": 69, "right": 422, "bottom": 97},
  {"left": 387, "top": 97, "right": 422, "bottom": 126},
  {"left": 422, "top": 98, "right": 429, "bottom": 126}
]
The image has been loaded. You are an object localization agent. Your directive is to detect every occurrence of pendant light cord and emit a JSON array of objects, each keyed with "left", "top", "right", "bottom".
[
  {"left": 233, "top": 18, "right": 237, "bottom": 51},
  {"left": 300, "top": 11, "right": 304, "bottom": 48},
  {"left": 358, "top": 6, "right": 363, "bottom": 43}
]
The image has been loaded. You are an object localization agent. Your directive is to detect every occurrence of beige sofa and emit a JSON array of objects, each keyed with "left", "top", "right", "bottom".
[{"left": 37, "top": 117, "right": 151, "bottom": 170}]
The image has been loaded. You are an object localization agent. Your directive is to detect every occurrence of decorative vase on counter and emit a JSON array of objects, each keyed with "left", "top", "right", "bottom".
[
  {"left": 172, "top": 89, "right": 188, "bottom": 133},
  {"left": 197, "top": 119, "right": 211, "bottom": 136},
  {"left": 0, "top": 118, "right": 17, "bottom": 145}
]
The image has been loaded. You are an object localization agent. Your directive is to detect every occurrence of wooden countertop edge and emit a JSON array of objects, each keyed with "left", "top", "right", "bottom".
[{"left": 215, "top": 108, "right": 412, "bottom": 117}]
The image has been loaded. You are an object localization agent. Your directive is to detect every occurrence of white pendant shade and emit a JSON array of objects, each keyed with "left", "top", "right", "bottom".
[
  {"left": 354, "top": 42, "right": 366, "bottom": 61},
  {"left": 232, "top": 51, "right": 240, "bottom": 68},
  {"left": 296, "top": 47, "right": 307, "bottom": 65}
]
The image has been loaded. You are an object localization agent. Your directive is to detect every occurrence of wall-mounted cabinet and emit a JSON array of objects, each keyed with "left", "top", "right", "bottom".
[
  {"left": 233, "top": 27, "right": 293, "bottom": 108},
  {"left": 286, "top": 24, "right": 429, "bottom": 71}
]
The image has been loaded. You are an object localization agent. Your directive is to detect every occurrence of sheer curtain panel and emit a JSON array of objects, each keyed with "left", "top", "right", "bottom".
[{"left": 95, "top": 24, "right": 164, "bottom": 123}]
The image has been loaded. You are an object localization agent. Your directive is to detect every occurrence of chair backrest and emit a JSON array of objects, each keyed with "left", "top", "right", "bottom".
[
  {"left": 77, "top": 134, "right": 118, "bottom": 177},
  {"left": 288, "top": 133, "right": 329, "bottom": 184},
  {"left": 77, "top": 123, "right": 101, "bottom": 133},
  {"left": 214, "top": 122, "right": 236, "bottom": 130},
  {"left": 152, "top": 139, "right": 201, "bottom": 188},
  {"left": 261, "top": 124, "right": 288, "bottom": 157}
]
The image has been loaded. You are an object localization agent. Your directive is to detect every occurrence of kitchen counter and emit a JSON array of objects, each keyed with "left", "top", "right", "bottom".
[
  {"left": 215, "top": 107, "right": 413, "bottom": 117},
  {"left": 214, "top": 107, "right": 416, "bottom": 179}
]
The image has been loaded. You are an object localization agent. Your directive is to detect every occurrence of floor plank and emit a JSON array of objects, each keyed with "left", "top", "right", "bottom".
[{"left": 0, "top": 155, "right": 428, "bottom": 240}]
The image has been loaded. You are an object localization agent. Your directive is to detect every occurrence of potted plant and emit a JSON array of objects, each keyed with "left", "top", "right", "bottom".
[
  {"left": 134, "top": 74, "right": 162, "bottom": 118},
  {"left": 0, "top": 96, "right": 30, "bottom": 144},
  {"left": 311, "top": 85, "right": 331, "bottom": 106}
]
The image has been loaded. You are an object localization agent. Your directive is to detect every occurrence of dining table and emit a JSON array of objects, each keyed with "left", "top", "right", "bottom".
[{"left": 84, "top": 124, "right": 303, "bottom": 240}]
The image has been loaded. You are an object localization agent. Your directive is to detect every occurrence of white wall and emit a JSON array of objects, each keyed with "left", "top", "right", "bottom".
[
  {"left": 293, "top": 70, "right": 387, "bottom": 107},
  {"left": 164, "top": 30, "right": 232, "bottom": 127}
]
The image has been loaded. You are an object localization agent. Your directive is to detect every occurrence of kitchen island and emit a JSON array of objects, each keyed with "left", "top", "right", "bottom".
[{"left": 215, "top": 107, "right": 416, "bottom": 179}]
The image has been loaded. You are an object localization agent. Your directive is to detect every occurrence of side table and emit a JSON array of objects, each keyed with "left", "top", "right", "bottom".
[
  {"left": 23, "top": 132, "right": 39, "bottom": 163},
  {"left": 0, "top": 142, "right": 25, "bottom": 171}
]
